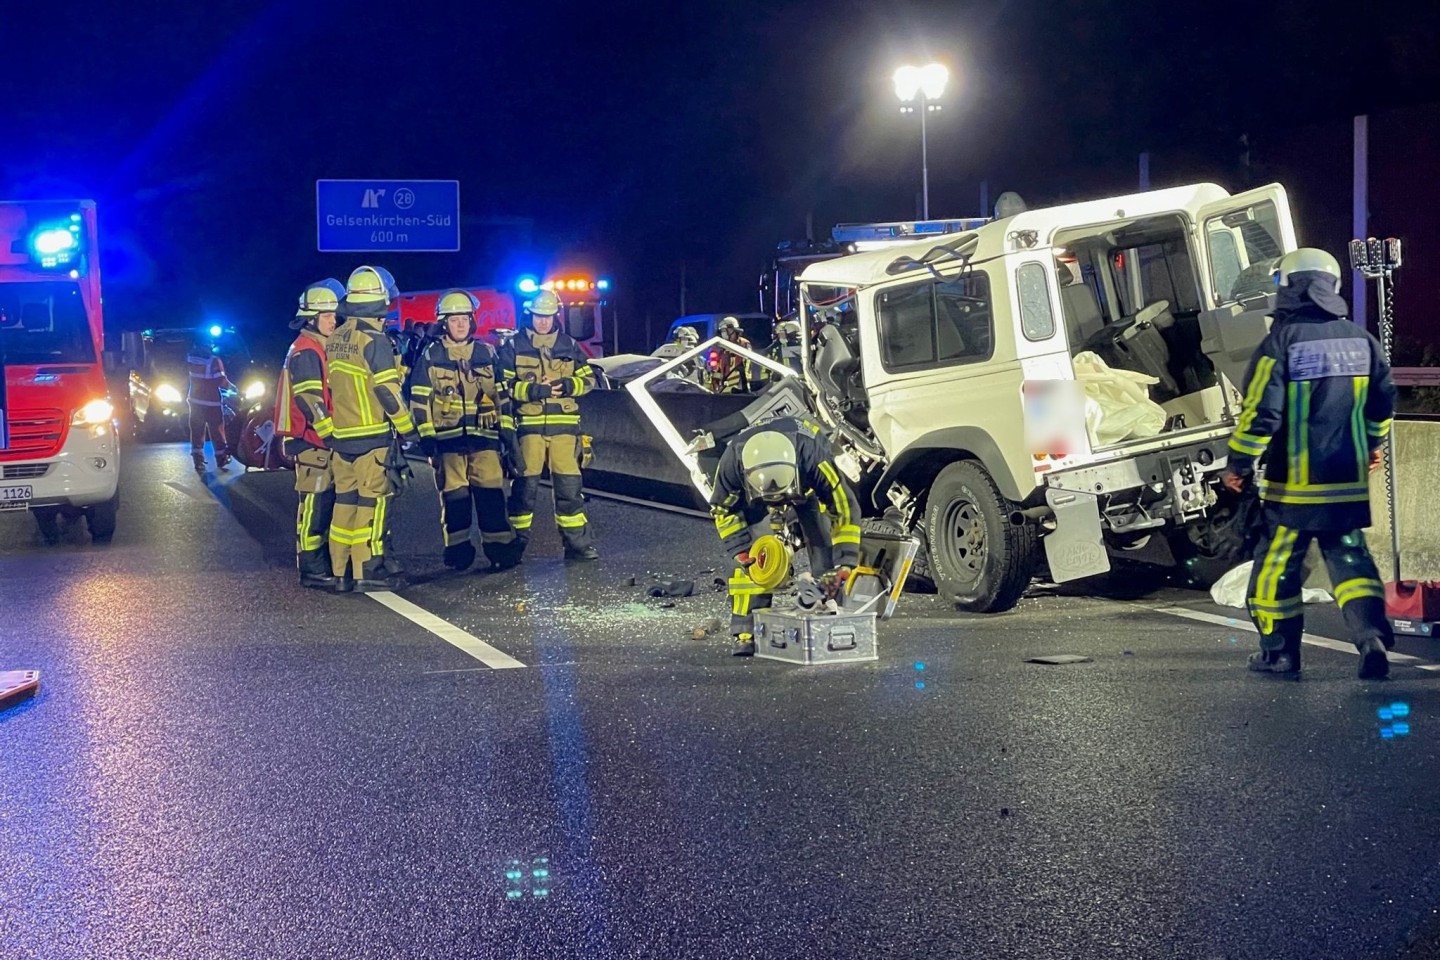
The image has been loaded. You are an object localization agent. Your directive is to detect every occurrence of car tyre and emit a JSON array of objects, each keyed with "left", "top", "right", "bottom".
[{"left": 924, "top": 460, "right": 1038, "bottom": 613}]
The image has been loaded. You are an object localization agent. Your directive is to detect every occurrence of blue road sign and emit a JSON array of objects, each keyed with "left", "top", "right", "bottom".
[{"left": 316, "top": 179, "right": 460, "bottom": 253}]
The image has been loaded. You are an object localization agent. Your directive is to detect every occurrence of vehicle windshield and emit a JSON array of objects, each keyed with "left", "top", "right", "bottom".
[
  {"left": 0, "top": 281, "right": 95, "bottom": 365},
  {"left": 146, "top": 330, "right": 253, "bottom": 374}
]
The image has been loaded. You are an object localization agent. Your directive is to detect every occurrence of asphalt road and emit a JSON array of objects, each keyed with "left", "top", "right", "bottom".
[{"left": 3, "top": 440, "right": 1439, "bottom": 960}]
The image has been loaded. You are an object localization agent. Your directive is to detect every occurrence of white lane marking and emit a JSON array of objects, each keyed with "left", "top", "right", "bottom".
[
  {"left": 367, "top": 592, "right": 526, "bottom": 670},
  {"left": 1139, "top": 604, "right": 1431, "bottom": 666}
]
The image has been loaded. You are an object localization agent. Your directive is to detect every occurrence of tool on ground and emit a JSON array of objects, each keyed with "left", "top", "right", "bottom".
[{"left": 0, "top": 670, "right": 40, "bottom": 709}]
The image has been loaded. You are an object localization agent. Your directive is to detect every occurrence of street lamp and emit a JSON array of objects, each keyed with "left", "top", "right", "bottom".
[{"left": 894, "top": 63, "right": 949, "bottom": 220}]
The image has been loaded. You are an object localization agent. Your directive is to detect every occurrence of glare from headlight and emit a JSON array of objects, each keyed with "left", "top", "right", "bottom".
[
  {"left": 73, "top": 399, "right": 114, "bottom": 425},
  {"left": 155, "top": 383, "right": 183, "bottom": 404},
  {"left": 243, "top": 380, "right": 266, "bottom": 400}
]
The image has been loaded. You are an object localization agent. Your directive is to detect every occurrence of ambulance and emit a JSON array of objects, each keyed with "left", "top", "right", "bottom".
[
  {"left": 0, "top": 200, "right": 120, "bottom": 543},
  {"left": 391, "top": 274, "right": 613, "bottom": 355}
]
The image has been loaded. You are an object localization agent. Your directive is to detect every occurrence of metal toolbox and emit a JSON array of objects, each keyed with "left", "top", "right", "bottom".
[{"left": 753, "top": 608, "right": 878, "bottom": 665}]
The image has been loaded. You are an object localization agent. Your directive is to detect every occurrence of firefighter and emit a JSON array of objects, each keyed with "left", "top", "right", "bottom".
[
  {"left": 325, "top": 265, "right": 420, "bottom": 592},
  {"left": 186, "top": 329, "right": 237, "bottom": 470},
  {"left": 710, "top": 415, "right": 862, "bottom": 656},
  {"left": 651, "top": 324, "right": 700, "bottom": 359},
  {"left": 769, "top": 318, "right": 803, "bottom": 375},
  {"left": 410, "top": 290, "right": 522, "bottom": 572},
  {"left": 708, "top": 316, "right": 755, "bottom": 394},
  {"left": 497, "top": 289, "right": 600, "bottom": 561},
  {"left": 1222, "top": 247, "right": 1398, "bottom": 679},
  {"left": 275, "top": 279, "right": 345, "bottom": 589}
]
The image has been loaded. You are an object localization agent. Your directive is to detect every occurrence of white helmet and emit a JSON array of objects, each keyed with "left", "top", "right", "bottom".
[
  {"left": 673, "top": 325, "right": 699, "bottom": 347},
  {"left": 740, "top": 429, "right": 800, "bottom": 503},
  {"left": 1274, "top": 248, "right": 1342, "bottom": 291}
]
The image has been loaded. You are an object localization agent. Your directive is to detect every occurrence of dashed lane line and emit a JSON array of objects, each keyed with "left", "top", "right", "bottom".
[
  {"left": 1138, "top": 603, "right": 1438, "bottom": 669},
  {"left": 367, "top": 591, "right": 526, "bottom": 670}
]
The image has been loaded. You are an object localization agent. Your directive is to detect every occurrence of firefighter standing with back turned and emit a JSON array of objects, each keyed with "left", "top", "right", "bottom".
[
  {"left": 275, "top": 278, "right": 345, "bottom": 589},
  {"left": 410, "top": 290, "right": 523, "bottom": 571},
  {"left": 498, "top": 289, "right": 600, "bottom": 561},
  {"left": 710, "top": 415, "right": 862, "bottom": 656},
  {"left": 186, "top": 330, "right": 237, "bottom": 471},
  {"left": 325, "top": 265, "right": 420, "bottom": 593},
  {"left": 1222, "top": 248, "right": 1398, "bottom": 679}
]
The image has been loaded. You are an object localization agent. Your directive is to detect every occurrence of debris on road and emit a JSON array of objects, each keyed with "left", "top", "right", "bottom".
[{"left": 1024, "top": 655, "right": 1093, "bottom": 665}]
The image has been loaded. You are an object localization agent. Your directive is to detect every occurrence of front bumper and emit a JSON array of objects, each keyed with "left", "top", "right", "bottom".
[{"left": 0, "top": 421, "right": 121, "bottom": 511}]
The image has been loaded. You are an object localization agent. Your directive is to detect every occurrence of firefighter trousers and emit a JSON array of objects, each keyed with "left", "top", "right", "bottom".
[
  {"left": 1246, "top": 523, "right": 1392, "bottom": 652},
  {"left": 294, "top": 447, "right": 336, "bottom": 576},
  {"left": 188, "top": 401, "right": 228, "bottom": 458},
  {"left": 507, "top": 433, "right": 595, "bottom": 553},
  {"left": 727, "top": 499, "right": 834, "bottom": 637},
  {"left": 436, "top": 448, "right": 519, "bottom": 567},
  {"left": 329, "top": 447, "right": 395, "bottom": 580}
]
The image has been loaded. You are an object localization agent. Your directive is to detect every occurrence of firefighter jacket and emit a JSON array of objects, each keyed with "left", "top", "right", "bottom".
[
  {"left": 498, "top": 329, "right": 596, "bottom": 437},
  {"left": 709, "top": 336, "right": 754, "bottom": 393},
  {"left": 186, "top": 351, "right": 234, "bottom": 406},
  {"left": 709, "top": 416, "right": 863, "bottom": 567},
  {"left": 410, "top": 337, "right": 503, "bottom": 451},
  {"left": 324, "top": 317, "right": 417, "bottom": 455},
  {"left": 275, "top": 327, "right": 333, "bottom": 450},
  {"left": 1227, "top": 304, "right": 1397, "bottom": 531}
]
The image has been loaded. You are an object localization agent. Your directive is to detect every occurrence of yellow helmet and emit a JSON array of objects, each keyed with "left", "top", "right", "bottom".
[
  {"left": 345, "top": 265, "right": 390, "bottom": 304},
  {"left": 436, "top": 289, "right": 479, "bottom": 320},
  {"left": 527, "top": 289, "right": 562, "bottom": 317},
  {"left": 296, "top": 278, "right": 344, "bottom": 317},
  {"left": 740, "top": 429, "right": 800, "bottom": 503}
]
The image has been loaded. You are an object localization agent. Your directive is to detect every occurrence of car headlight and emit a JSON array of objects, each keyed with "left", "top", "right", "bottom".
[
  {"left": 154, "top": 383, "right": 183, "bottom": 404},
  {"left": 72, "top": 399, "right": 114, "bottom": 425},
  {"left": 242, "top": 380, "right": 266, "bottom": 400}
]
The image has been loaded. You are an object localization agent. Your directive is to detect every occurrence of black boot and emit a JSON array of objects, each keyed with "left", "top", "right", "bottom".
[
  {"left": 483, "top": 539, "right": 524, "bottom": 570},
  {"left": 298, "top": 553, "right": 336, "bottom": 590},
  {"left": 732, "top": 633, "right": 756, "bottom": 657},
  {"left": 1248, "top": 636, "right": 1301, "bottom": 675},
  {"left": 354, "top": 558, "right": 404, "bottom": 594},
  {"left": 564, "top": 545, "right": 600, "bottom": 562},
  {"left": 443, "top": 541, "right": 477, "bottom": 571},
  {"left": 1357, "top": 637, "right": 1390, "bottom": 680}
]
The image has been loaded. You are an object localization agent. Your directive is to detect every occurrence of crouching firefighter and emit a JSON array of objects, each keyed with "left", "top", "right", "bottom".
[
  {"left": 326, "top": 265, "right": 420, "bottom": 593},
  {"left": 410, "top": 290, "right": 522, "bottom": 571},
  {"left": 498, "top": 289, "right": 600, "bottom": 561},
  {"left": 1222, "top": 247, "right": 1398, "bottom": 679},
  {"left": 709, "top": 416, "right": 862, "bottom": 657},
  {"left": 275, "top": 278, "right": 346, "bottom": 588}
]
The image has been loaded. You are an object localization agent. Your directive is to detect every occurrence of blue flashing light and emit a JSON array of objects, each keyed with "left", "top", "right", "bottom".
[
  {"left": 32, "top": 228, "right": 77, "bottom": 256},
  {"left": 1380, "top": 727, "right": 1395, "bottom": 739},
  {"left": 208, "top": 324, "right": 223, "bottom": 338},
  {"left": 516, "top": 276, "right": 540, "bottom": 294},
  {"left": 1393, "top": 722, "right": 1411, "bottom": 736},
  {"left": 915, "top": 680, "right": 926, "bottom": 689},
  {"left": 1391, "top": 702, "right": 1411, "bottom": 718},
  {"left": 596, "top": 279, "right": 611, "bottom": 291},
  {"left": 1378, "top": 708, "right": 1395, "bottom": 722},
  {"left": 914, "top": 661, "right": 925, "bottom": 671}
]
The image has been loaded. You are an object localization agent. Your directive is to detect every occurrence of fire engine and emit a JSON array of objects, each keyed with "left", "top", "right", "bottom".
[
  {"left": 0, "top": 200, "right": 120, "bottom": 543},
  {"left": 390, "top": 274, "right": 613, "bottom": 355}
]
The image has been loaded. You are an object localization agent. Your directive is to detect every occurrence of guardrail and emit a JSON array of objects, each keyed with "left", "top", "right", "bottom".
[{"left": 1393, "top": 367, "right": 1440, "bottom": 387}]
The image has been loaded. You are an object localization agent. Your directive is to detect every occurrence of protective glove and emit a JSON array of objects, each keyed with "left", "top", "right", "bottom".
[
  {"left": 820, "top": 566, "right": 852, "bottom": 600},
  {"left": 479, "top": 410, "right": 500, "bottom": 430},
  {"left": 526, "top": 382, "right": 554, "bottom": 401},
  {"left": 552, "top": 378, "right": 575, "bottom": 398}
]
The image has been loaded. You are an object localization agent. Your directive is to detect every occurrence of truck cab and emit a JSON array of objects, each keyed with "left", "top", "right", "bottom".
[
  {"left": 0, "top": 200, "right": 120, "bottom": 543},
  {"left": 796, "top": 182, "right": 1293, "bottom": 611}
]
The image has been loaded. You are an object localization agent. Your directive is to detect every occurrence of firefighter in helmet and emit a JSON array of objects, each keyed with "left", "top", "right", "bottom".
[
  {"left": 410, "top": 290, "right": 522, "bottom": 571},
  {"left": 710, "top": 416, "right": 862, "bottom": 656},
  {"left": 708, "top": 316, "right": 755, "bottom": 394},
  {"left": 275, "top": 278, "right": 345, "bottom": 588},
  {"left": 1222, "top": 247, "right": 1398, "bottom": 678},
  {"left": 769, "top": 317, "right": 803, "bottom": 376},
  {"left": 186, "top": 329, "right": 237, "bottom": 470},
  {"left": 325, "top": 265, "right": 420, "bottom": 592},
  {"left": 497, "top": 289, "right": 600, "bottom": 561}
]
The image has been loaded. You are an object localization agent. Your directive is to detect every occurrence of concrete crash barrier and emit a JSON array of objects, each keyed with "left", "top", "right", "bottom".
[
  {"left": 1367, "top": 420, "right": 1440, "bottom": 581},
  {"left": 583, "top": 390, "right": 752, "bottom": 510}
]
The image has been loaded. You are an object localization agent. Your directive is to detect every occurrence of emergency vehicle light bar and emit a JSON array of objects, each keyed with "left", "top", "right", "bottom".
[
  {"left": 27, "top": 214, "right": 84, "bottom": 269},
  {"left": 830, "top": 217, "right": 989, "bottom": 244}
]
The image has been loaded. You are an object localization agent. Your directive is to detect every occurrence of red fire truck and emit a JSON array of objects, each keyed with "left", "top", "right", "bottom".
[
  {"left": 391, "top": 274, "right": 613, "bottom": 355},
  {"left": 0, "top": 200, "right": 120, "bottom": 543}
]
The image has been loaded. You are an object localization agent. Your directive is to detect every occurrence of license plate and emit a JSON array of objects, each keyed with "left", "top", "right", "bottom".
[{"left": 0, "top": 485, "right": 33, "bottom": 509}]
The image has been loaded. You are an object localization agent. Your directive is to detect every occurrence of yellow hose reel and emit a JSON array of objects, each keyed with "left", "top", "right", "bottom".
[{"left": 748, "top": 534, "right": 793, "bottom": 591}]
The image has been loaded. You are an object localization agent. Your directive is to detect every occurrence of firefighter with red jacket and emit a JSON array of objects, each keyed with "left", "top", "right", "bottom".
[
  {"left": 186, "top": 330, "right": 237, "bottom": 470},
  {"left": 410, "top": 290, "right": 522, "bottom": 571},
  {"left": 274, "top": 279, "right": 344, "bottom": 589}
]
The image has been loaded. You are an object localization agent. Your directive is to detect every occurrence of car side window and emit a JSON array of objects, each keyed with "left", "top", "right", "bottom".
[
  {"left": 877, "top": 272, "right": 994, "bottom": 372},
  {"left": 1016, "top": 262, "right": 1055, "bottom": 341}
]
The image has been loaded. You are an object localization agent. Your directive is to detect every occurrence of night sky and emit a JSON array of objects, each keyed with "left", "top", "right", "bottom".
[{"left": 8, "top": 1, "right": 1440, "bottom": 355}]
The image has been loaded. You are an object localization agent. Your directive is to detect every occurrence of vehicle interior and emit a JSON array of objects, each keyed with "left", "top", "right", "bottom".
[{"left": 1053, "top": 214, "right": 1235, "bottom": 438}]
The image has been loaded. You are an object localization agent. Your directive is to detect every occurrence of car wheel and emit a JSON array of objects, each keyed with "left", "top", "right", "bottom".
[{"left": 924, "top": 460, "right": 1038, "bottom": 613}]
